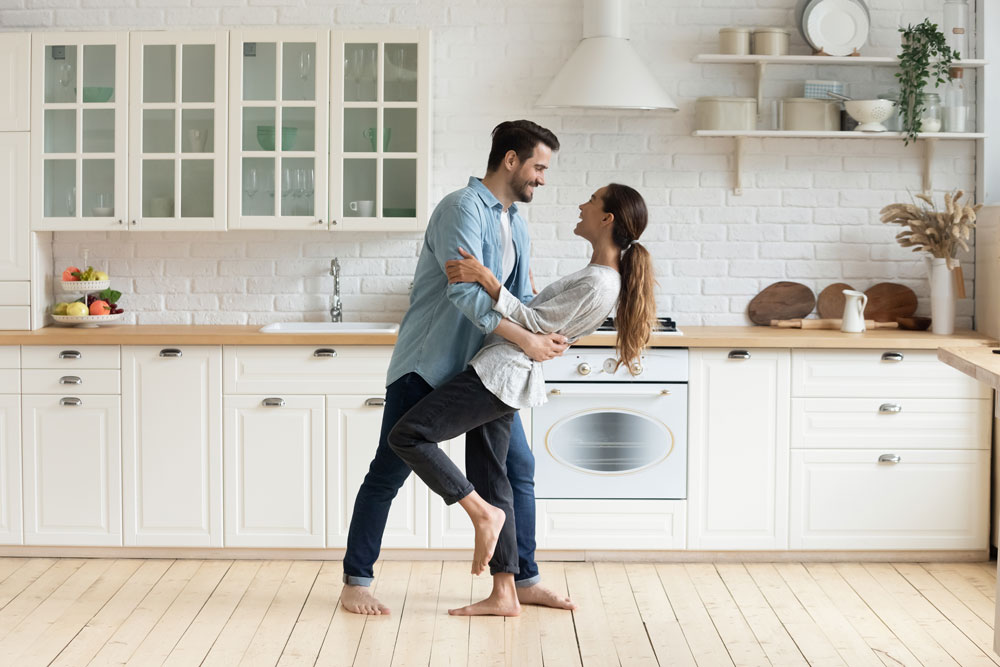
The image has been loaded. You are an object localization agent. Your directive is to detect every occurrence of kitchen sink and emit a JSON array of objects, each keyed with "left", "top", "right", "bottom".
[{"left": 258, "top": 322, "right": 399, "bottom": 334}]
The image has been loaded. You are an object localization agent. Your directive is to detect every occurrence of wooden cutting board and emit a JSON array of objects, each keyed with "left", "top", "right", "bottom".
[
  {"left": 747, "top": 281, "right": 815, "bottom": 325},
  {"left": 863, "top": 283, "right": 918, "bottom": 322},
  {"left": 771, "top": 318, "right": 898, "bottom": 329},
  {"left": 816, "top": 283, "right": 854, "bottom": 319}
]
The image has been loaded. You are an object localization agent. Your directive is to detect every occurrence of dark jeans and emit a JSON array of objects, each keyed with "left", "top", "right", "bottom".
[
  {"left": 389, "top": 368, "right": 518, "bottom": 575},
  {"left": 342, "top": 372, "right": 541, "bottom": 586}
]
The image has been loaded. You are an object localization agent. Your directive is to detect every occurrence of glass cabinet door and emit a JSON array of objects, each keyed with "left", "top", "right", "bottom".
[
  {"left": 229, "top": 30, "right": 329, "bottom": 230},
  {"left": 332, "top": 31, "right": 429, "bottom": 232},
  {"left": 32, "top": 33, "right": 128, "bottom": 231},
  {"left": 128, "top": 32, "right": 228, "bottom": 231}
]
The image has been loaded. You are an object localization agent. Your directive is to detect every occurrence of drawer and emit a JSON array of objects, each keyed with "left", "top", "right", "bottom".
[
  {"left": 791, "top": 350, "right": 987, "bottom": 399},
  {"left": 789, "top": 449, "right": 989, "bottom": 550},
  {"left": 0, "top": 282, "right": 29, "bottom": 305},
  {"left": 224, "top": 346, "right": 391, "bottom": 395},
  {"left": 22, "top": 345, "right": 121, "bottom": 369},
  {"left": 0, "top": 306, "right": 29, "bottom": 330},
  {"left": 0, "top": 346, "right": 18, "bottom": 368},
  {"left": 535, "top": 499, "right": 686, "bottom": 550},
  {"left": 21, "top": 369, "right": 121, "bottom": 395},
  {"left": 0, "top": 369, "right": 18, "bottom": 393},
  {"left": 791, "top": 398, "right": 990, "bottom": 450}
]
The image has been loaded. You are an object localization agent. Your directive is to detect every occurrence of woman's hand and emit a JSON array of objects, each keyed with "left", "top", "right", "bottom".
[{"left": 446, "top": 247, "right": 501, "bottom": 301}]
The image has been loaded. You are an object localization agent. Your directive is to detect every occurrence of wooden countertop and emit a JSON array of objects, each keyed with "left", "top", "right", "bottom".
[
  {"left": 939, "top": 346, "right": 1000, "bottom": 389},
  {"left": 0, "top": 325, "right": 993, "bottom": 349}
]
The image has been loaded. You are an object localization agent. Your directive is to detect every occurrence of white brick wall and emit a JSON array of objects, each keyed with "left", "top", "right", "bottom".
[{"left": 15, "top": 0, "right": 978, "bottom": 327}]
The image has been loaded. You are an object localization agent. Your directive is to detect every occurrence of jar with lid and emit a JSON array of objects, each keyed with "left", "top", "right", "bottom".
[
  {"left": 919, "top": 93, "right": 942, "bottom": 133},
  {"left": 719, "top": 27, "right": 751, "bottom": 55},
  {"left": 943, "top": 0, "right": 969, "bottom": 59},
  {"left": 752, "top": 28, "right": 789, "bottom": 56},
  {"left": 943, "top": 67, "right": 969, "bottom": 132}
]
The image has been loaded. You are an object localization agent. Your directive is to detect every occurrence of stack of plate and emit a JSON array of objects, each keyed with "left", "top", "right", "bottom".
[{"left": 795, "top": 0, "right": 870, "bottom": 56}]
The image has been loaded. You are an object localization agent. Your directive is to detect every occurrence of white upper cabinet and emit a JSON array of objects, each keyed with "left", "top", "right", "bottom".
[
  {"left": 31, "top": 32, "right": 128, "bottom": 231},
  {"left": 128, "top": 32, "right": 228, "bottom": 231},
  {"left": 0, "top": 33, "right": 30, "bottom": 131},
  {"left": 228, "top": 29, "right": 330, "bottom": 230},
  {"left": 0, "top": 133, "right": 30, "bottom": 281},
  {"left": 331, "top": 30, "right": 430, "bottom": 231}
]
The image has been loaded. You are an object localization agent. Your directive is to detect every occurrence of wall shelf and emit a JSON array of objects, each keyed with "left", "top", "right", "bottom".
[{"left": 692, "top": 54, "right": 987, "bottom": 67}]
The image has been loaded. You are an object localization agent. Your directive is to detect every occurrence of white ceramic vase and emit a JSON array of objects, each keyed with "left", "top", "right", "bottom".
[{"left": 925, "top": 256, "right": 956, "bottom": 335}]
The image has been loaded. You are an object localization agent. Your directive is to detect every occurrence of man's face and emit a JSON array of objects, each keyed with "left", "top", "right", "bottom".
[{"left": 509, "top": 143, "right": 552, "bottom": 203}]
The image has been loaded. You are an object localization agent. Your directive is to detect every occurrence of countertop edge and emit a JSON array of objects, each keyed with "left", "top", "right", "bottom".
[{"left": 939, "top": 346, "right": 1000, "bottom": 389}]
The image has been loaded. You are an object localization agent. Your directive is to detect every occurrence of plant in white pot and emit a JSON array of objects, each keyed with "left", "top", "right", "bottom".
[{"left": 879, "top": 190, "right": 980, "bottom": 334}]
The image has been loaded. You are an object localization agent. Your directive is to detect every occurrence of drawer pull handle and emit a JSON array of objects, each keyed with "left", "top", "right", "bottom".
[
  {"left": 262, "top": 397, "right": 285, "bottom": 407},
  {"left": 728, "top": 350, "right": 751, "bottom": 360},
  {"left": 878, "top": 453, "right": 901, "bottom": 464},
  {"left": 881, "top": 352, "right": 904, "bottom": 362},
  {"left": 159, "top": 349, "right": 183, "bottom": 358},
  {"left": 59, "top": 376, "right": 82, "bottom": 385},
  {"left": 878, "top": 403, "right": 902, "bottom": 414},
  {"left": 60, "top": 397, "right": 82, "bottom": 406},
  {"left": 313, "top": 349, "right": 338, "bottom": 358},
  {"left": 365, "top": 397, "right": 386, "bottom": 407},
  {"left": 58, "top": 350, "right": 81, "bottom": 360}
]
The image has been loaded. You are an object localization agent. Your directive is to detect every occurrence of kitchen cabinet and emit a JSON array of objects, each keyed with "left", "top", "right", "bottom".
[
  {"left": 128, "top": 32, "right": 229, "bottom": 231},
  {"left": 0, "top": 133, "right": 31, "bottom": 330},
  {"left": 536, "top": 499, "right": 686, "bottom": 550},
  {"left": 0, "top": 347, "right": 21, "bottom": 545},
  {"left": 223, "top": 394, "right": 324, "bottom": 547},
  {"left": 327, "top": 394, "right": 428, "bottom": 548},
  {"left": 0, "top": 33, "right": 30, "bottom": 131},
  {"left": 122, "top": 346, "right": 222, "bottom": 547},
  {"left": 31, "top": 32, "right": 128, "bottom": 231},
  {"left": 687, "top": 348, "right": 790, "bottom": 550}
]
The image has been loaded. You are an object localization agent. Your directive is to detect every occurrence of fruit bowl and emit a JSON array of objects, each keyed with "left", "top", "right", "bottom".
[
  {"left": 52, "top": 313, "right": 123, "bottom": 328},
  {"left": 61, "top": 280, "right": 110, "bottom": 292},
  {"left": 845, "top": 99, "right": 897, "bottom": 132}
]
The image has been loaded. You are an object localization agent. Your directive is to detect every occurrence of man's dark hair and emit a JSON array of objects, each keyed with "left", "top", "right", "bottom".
[{"left": 486, "top": 120, "right": 560, "bottom": 172}]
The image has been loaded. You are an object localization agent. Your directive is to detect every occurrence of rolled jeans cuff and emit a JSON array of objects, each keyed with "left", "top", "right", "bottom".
[
  {"left": 343, "top": 574, "right": 374, "bottom": 587},
  {"left": 443, "top": 483, "right": 475, "bottom": 506},
  {"left": 514, "top": 574, "right": 540, "bottom": 588}
]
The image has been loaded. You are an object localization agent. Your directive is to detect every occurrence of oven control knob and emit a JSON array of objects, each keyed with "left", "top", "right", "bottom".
[
  {"left": 630, "top": 361, "right": 644, "bottom": 375},
  {"left": 576, "top": 363, "right": 592, "bottom": 376},
  {"left": 603, "top": 358, "right": 618, "bottom": 374}
]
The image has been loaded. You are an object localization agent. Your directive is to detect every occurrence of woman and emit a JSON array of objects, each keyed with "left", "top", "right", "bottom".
[{"left": 387, "top": 183, "right": 656, "bottom": 616}]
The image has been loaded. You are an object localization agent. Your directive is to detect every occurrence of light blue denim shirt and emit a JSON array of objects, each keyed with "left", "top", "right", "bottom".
[{"left": 387, "top": 177, "right": 534, "bottom": 388}]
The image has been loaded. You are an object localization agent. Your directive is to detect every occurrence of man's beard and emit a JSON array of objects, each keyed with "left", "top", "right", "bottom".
[{"left": 512, "top": 174, "right": 537, "bottom": 203}]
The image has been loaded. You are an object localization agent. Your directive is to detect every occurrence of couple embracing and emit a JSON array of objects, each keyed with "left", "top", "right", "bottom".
[{"left": 341, "top": 120, "right": 656, "bottom": 617}]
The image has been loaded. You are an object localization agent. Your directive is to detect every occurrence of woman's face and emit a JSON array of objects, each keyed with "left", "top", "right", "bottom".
[{"left": 575, "top": 186, "right": 610, "bottom": 240}]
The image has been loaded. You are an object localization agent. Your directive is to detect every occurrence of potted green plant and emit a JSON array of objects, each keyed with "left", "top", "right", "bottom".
[{"left": 896, "top": 19, "right": 959, "bottom": 144}]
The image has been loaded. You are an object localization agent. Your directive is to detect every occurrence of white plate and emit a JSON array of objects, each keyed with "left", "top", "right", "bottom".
[
  {"left": 804, "top": 0, "right": 870, "bottom": 56},
  {"left": 52, "top": 313, "right": 123, "bottom": 328},
  {"left": 60, "top": 280, "right": 110, "bottom": 292}
]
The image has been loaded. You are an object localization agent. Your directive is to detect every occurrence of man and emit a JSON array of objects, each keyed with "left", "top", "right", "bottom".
[{"left": 341, "top": 120, "right": 576, "bottom": 615}]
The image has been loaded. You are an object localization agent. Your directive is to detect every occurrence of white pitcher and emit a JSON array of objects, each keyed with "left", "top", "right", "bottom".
[{"left": 841, "top": 289, "right": 868, "bottom": 333}]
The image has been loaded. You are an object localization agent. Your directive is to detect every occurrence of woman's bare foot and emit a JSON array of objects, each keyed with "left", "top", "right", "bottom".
[
  {"left": 470, "top": 505, "right": 506, "bottom": 575},
  {"left": 449, "top": 584, "right": 521, "bottom": 617},
  {"left": 340, "top": 584, "right": 390, "bottom": 615},
  {"left": 517, "top": 584, "right": 577, "bottom": 610}
]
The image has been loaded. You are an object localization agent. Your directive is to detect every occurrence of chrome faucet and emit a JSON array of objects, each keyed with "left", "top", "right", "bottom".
[{"left": 329, "top": 258, "right": 342, "bottom": 322}]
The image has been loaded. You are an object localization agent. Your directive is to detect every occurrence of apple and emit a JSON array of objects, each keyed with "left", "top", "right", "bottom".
[
  {"left": 89, "top": 300, "right": 111, "bottom": 316},
  {"left": 62, "top": 266, "right": 81, "bottom": 282},
  {"left": 65, "top": 302, "right": 88, "bottom": 317},
  {"left": 95, "top": 271, "right": 109, "bottom": 281},
  {"left": 52, "top": 302, "right": 70, "bottom": 315}
]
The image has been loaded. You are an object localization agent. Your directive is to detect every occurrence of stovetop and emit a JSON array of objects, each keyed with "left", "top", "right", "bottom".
[{"left": 596, "top": 316, "right": 679, "bottom": 334}]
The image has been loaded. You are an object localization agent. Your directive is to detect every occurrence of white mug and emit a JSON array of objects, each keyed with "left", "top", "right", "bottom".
[
  {"left": 840, "top": 289, "right": 868, "bottom": 333},
  {"left": 349, "top": 200, "right": 375, "bottom": 217},
  {"left": 186, "top": 128, "right": 208, "bottom": 152}
]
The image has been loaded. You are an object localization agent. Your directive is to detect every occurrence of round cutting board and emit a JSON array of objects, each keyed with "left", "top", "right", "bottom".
[
  {"left": 816, "top": 282, "right": 854, "bottom": 319},
  {"left": 863, "top": 282, "right": 918, "bottom": 322},
  {"left": 747, "top": 281, "right": 816, "bottom": 325}
]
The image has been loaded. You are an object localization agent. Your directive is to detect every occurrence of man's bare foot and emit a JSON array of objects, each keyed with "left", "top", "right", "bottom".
[
  {"left": 517, "top": 584, "right": 577, "bottom": 610},
  {"left": 449, "top": 592, "right": 521, "bottom": 617},
  {"left": 471, "top": 505, "right": 506, "bottom": 575},
  {"left": 340, "top": 584, "right": 390, "bottom": 615}
]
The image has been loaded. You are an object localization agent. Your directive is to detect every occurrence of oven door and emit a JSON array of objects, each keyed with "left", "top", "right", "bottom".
[{"left": 531, "top": 383, "right": 687, "bottom": 499}]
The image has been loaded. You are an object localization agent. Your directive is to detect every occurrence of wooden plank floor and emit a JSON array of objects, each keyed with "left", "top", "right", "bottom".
[{"left": 0, "top": 558, "right": 994, "bottom": 666}]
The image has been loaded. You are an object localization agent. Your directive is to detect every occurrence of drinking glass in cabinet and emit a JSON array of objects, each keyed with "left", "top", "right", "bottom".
[
  {"left": 383, "top": 159, "right": 416, "bottom": 217},
  {"left": 243, "top": 42, "right": 277, "bottom": 102},
  {"left": 344, "top": 44, "right": 377, "bottom": 102},
  {"left": 243, "top": 158, "right": 273, "bottom": 216},
  {"left": 143, "top": 110, "right": 175, "bottom": 153},
  {"left": 282, "top": 43, "right": 316, "bottom": 102},
  {"left": 344, "top": 108, "right": 377, "bottom": 152},
  {"left": 82, "top": 160, "right": 114, "bottom": 217},
  {"left": 91, "top": 193, "right": 113, "bottom": 217},
  {"left": 44, "top": 161, "right": 75, "bottom": 217},
  {"left": 142, "top": 160, "right": 174, "bottom": 217},
  {"left": 181, "top": 160, "right": 213, "bottom": 217},
  {"left": 144, "top": 45, "right": 176, "bottom": 103},
  {"left": 343, "top": 159, "right": 376, "bottom": 217},
  {"left": 182, "top": 44, "right": 215, "bottom": 103},
  {"left": 282, "top": 107, "right": 314, "bottom": 151},
  {"left": 45, "top": 46, "right": 77, "bottom": 103},
  {"left": 83, "top": 45, "right": 115, "bottom": 102},
  {"left": 243, "top": 107, "right": 276, "bottom": 151},
  {"left": 182, "top": 109, "right": 213, "bottom": 153},
  {"left": 383, "top": 108, "right": 416, "bottom": 152},
  {"left": 281, "top": 158, "right": 314, "bottom": 216},
  {"left": 82, "top": 110, "right": 115, "bottom": 153},
  {"left": 44, "top": 110, "right": 76, "bottom": 153},
  {"left": 384, "top": 43, "right": 417, "bottom": 102}
]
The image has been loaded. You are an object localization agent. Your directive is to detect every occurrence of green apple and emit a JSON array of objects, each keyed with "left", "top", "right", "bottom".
[
  {"left": 66, "top": 302, "right": 89, "bottom": 317},
  {"left": 95, "top": 271, "right": 109, "bottom": 281},
  {"left": 52, "top": 302, "right": 69, "bottom": 315}
]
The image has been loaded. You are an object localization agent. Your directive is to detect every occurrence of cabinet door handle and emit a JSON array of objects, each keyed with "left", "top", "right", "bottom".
[
  {"left": 58, "top": 350, "right": 81, "bottom": 359},
  {"left": 60, "top": 397, "right": 82, "bottom": 406},
  {"left": 262, "top": 397, "right": 285, "bottom": 407},
  {"left": 313, "top": 349, "right": 337, "bottom": 358},
  {"left": 878, "top": 453, "right": 901, "bottom": 464},
  {"left": 59, "top": 375, "right": 82, "bottom": 385},
  {"left": 728, "top": 350, "right": 751, "bottom": 360},
  {"left": 878, "top": 403, "right": 902, "bottom": 414},
  {"left": 881, "top": 352, "right": 904, "bottom": 362},
  {"left": 365, "top": 397, "right": 386, "bottom": 407},
  {"left": 159, "top": 348, "right": 183, "bottom": 358}
]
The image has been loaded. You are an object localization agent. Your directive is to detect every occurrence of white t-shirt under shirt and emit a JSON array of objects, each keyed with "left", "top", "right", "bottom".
[{"left": 499, "top": 210, "right": 515, "bottom": 285}]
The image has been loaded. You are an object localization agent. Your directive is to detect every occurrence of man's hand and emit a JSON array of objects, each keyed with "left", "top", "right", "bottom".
[{"left": 520, "top": 331, "right": 569, "bottom": 362}]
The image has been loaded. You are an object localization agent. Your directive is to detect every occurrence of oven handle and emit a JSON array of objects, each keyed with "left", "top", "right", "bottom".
[{"left": 549, "top": 388, "right": 672, "bottom": 397}]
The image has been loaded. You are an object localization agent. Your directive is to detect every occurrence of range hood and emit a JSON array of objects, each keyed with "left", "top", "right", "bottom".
[{"left": 536, "top": 0, "right": 677, "bottom": 111}]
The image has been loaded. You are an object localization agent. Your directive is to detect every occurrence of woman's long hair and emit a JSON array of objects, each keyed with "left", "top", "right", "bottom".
[{"left": 601, "top": 183, "right": 656, "bottom": 373}]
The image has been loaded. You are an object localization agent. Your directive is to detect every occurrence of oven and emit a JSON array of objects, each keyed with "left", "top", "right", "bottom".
[{"left": 531, "top": 346, "right": 688, "bottom": 500}]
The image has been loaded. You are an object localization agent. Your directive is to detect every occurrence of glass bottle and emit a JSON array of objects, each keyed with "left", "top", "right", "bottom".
[
  {"left": 943, "top": 0, "right": 969, "bottom": 59},
  {"left": 943, "top": 67, "right": 969, "bottom": 133},
  {"left": 919, "top": 93, "right": 942, "bottom": 133}
]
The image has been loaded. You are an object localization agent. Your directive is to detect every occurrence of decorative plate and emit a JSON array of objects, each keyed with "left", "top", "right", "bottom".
[
  {"left": 804, "top": 0, "right": 870, "bottom": 56},
  {"left": 60, "top": 280, "right": 110, "bottom": 292},
  {"left": 51, "top": 313, "right": 123, "bottom": 328}
]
